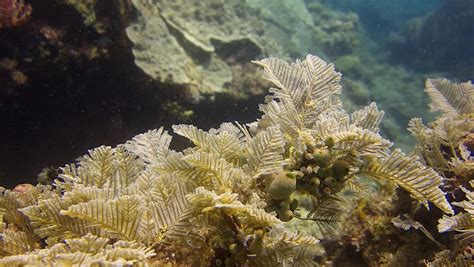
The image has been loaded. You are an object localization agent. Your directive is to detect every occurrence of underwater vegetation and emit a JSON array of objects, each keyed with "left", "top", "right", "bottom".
[
  {"left": 330, "top": 78, "right": 474, "bottom": 266},
  {"left": 409, "top": 79, "right": 474, "bottom": 265},
  {"left": 0, "top": 54, "right": 467, "bottom": 266}
]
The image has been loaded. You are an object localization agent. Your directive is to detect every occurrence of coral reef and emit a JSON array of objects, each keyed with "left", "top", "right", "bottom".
[
  {"left": 369, "top": 62, "right": 429, "bottom": 151},
  {"left": 0, "top": 58, "right": 28, "bottom": 96},
  {"left": 126, "top": 0, "right": 274, "bottom": 101},
  {"left": 0, "top": 0, "right": 130, "bottom": 99},
  {"left": 0, "top": 0, "right": 146, "bottom": 188},
  {"left": 306, "top": 2, "right": 359, "bottom": 58},
  {"left": 0, "top": 55, "right": 455, "bottom": 265},
  {"left": 0, "top": 0, "right": 31, "bottom": 29},
  {"left": 391, "top": 0, "right": 474, "bottom": 79},
  {"left": 247, "top": 0, "right": 359, "bottom": 59},
  {"left": 334, "top": 55, "right": 372, "bottom": 83},
  {"left": 126, "top": 0, "right": 360, "bottom": 100},
  {"left": 60, "top": 0, "right": 98, "bottom": 28},
  {"left": 57, "top": 0, "right": 132, "bottom": 33},
  {"left": 333, "top": 52, "right": 428, "bottom": 151},
  {"left": 246, "top": 0, "right": 317, "bottom": 58},
  {"left": 324, "top": 0, "right": 440, "bottom": 36}
]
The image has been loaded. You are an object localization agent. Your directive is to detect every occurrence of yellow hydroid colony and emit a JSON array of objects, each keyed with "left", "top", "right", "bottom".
[
  {"left": 0, "top": 55, "right": 453, "bottom": 266},
  {"left": 408, "top": 78, "right": 474, "bottom": 266}
]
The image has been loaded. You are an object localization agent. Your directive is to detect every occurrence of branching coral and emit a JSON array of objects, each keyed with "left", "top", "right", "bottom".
[{"left": 0, "top": 55, "right": 454, "bottom": 266}]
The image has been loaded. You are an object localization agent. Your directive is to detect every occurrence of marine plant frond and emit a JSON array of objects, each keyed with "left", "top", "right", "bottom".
[
  {"left": 132, "top": 172, "right": 196, "bottom": 244},
  {"left": 259, "top": 99, "right": 303, "bottom": 138},
  {"left": 305, "top": 197, "right": 344, "bottom": 236},
  {"left": 0, "top": 243, "right": 78, "bottom": 266},
  {"left": 145, "top": 174, "right": 189, "bottom": 232},
  {"left": 255, "top": 55, "right": 342, "bottom": 135},
  {"left": 183, "top": 151, "right": 246, "bottom": 191},
  {"left": 408, "top": 118, "right": 451, "bottom": 170},
  {"left": 61, "top": 195, "right": 143, "bottom": 241},
  {"left": 238, "top": 205, "right": 282, "bottom": 228},
  {"left": 350, "top": 102, "right": 385, "bottom": 133},
  {"left": 79, "top": 146, "right": 116, "bottom": 188},
  {"left": 173, "top": 124, "right": 243, "bottom": 163},
  {"left": 210, "top": 122, "right": 245, "bottom": 141},
  {"left": 60, "top": 146, "right": 116, "bottom": 188},
  {"left": 134, "top": 206, "right": 156, "bottom": 246},
  {"left": 426, "top": 250, "right": 473, "bottom": 267},
  {"left": 425, "top": 79, "right": 474, "bottom": 117},
  {"left": 310, "top": 111, "right": 349, "bottom": 141},
  {"left": 409, "top": 113, "right": 474, "bottom": 174},
  {"left": 407, "top": 117, "right": 431, "bottom": 151},
  {"left": 111, "top": 146, "right": 143, "bottom": 190},
  {"left": 438, "top": 185, "right": 474, "bottom": 242},
  {"left": 330, "top": 126, "right": 391, "bottom": 159},
  {"left": 153, "top": 149, "right": 212, "bottom": 189},
  {"left": 437, "top": 118, "right": 470, "bottom": 151},
  {"left": 253, "top": 57, "right": 308, "bottom": 110},
  {"left": 361, "top": 149, "right": 454, "bottom": 214},
  {"left": 173, "top": 124, "right": 211, "bottom": 150},
  {"left": 134, "top": 170, "right": 189, "bottom": 203},
  {"left": 0, "top": 187, "right": 37, "bottom": 236},
  {"left": 206, "top": 130, "right": 243, "bottom": 163},
  {"left": 0, "top": 233, "right": 155, "bottom": 266},
  {"left": 255, "top": 55, "right": 342, "bottom": 109},
  {"left": 187, "top": 187, "right": 243, "bottom": 212},
  {"left": 189, "top": 188, "right": 281, "bottom": 235},
  {"left": 407, "top": 117, "right": 426, "bottom": 138},
  {"left": 100, "top": 241, "right": 155, "bottom": 265},
  {"left": 242, "top": 125, "right": 285, "bottom": 179},
  {"left": 160, "top": 207, "right": 201, "bottom": 244},
  {"left": 438, "top": 213, "right": 473, "bottom": 234},
  {"left": 124, "top": 127, "right": 173, "bottom": 165},
  {"left": 21, "top": 194, "right": 99, "bottom": 245},
  {"left": 64, "top": 232, "right": 109, "bottom": 253},
  {"left": 258, "top": 226, "right": 320, "bottom": 266},
  {"left": 299, "top": 54, "right": 342, "bottom": 104},
  {"left": 392, "top": 214, "right": 444, "bottom": 248},
  {"left": 153, "top": 150, "right": 191, "bottom": 176},
  {"left": 344, "top": 176, "right": 372, "bottom": 196},
  {"left": 453, "top": 184, "right": 474, "bottom": 214},
  {"left": 0, "top": 229, "right": 35, "bottom": 255},
  {"left": 58, "top": 146, "right": 143, "bottom": 193},
  {"left": 304, "top": 95, "right": 343, "bottom": 127},
  {"left": 62, "top": 185, "right": 117, "bottom": 205},
  {"left": 235, "top": 121, "right": 254, "bottom": 141}
]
